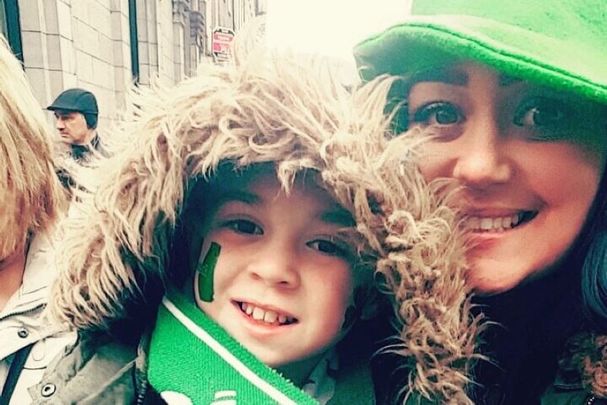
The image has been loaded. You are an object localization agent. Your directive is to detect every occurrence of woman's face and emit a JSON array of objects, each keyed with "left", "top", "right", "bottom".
[{"left": 406, "top": 61, "right": 607, "bottom": 295}]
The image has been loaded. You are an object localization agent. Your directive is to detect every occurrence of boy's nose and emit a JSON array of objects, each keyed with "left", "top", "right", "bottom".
[
  {"left": 248, "top": 247, "right": 300, "bottom": 289},
  {"left": 452, "top": 121, "right": 512, "bottom": 189}
]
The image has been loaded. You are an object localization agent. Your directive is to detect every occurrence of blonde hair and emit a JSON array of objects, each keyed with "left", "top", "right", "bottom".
[
  {"left": 0, "top": 36, "right": 64, "bottom": 258},
  {"left": 52, "top": 47, "right": 481, "bottom": 402}
]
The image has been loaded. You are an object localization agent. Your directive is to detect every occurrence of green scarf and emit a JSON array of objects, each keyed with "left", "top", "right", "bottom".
[{"left": 148, "top": 291, "right": 317, "bottom": 404}]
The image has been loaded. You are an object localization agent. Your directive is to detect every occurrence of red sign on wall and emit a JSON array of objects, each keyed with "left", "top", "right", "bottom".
[{"left": 212, "top": 27, "right": 235, "bottom": 61}]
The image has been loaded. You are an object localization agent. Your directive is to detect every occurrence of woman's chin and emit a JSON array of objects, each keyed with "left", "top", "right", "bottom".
[{"left": 466, "top": 260, "right": 533, "bottom": 296}]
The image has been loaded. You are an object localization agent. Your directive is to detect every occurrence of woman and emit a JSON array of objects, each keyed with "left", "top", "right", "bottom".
[
  {"left": 355, "top": 0, "right": 607, "bottom": 404},
  {"left": 355, "top": 0, "right": 607, "bottom": 403}
]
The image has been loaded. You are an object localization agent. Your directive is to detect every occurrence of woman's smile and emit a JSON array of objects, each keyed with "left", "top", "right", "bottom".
[{"left": 463, "top": 210, "right": 538, "bottom": 233}]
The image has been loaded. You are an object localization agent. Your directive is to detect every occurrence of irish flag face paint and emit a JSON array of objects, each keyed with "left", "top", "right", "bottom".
[{"left": 197, "top": 242, "right": 221, "bottom": 303}]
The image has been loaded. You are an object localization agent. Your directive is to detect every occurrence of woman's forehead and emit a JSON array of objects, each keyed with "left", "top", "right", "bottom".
[
  {"left": 406, "top": 61, "right": 607, "bottom": 119},
  {"left": 407, "top": 61, "right": 521, "bottom": 88}
]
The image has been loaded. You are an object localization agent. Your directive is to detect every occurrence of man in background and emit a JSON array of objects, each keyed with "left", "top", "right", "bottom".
[{"left": 46, "top": 88, "right": 102, "bottom": 162}]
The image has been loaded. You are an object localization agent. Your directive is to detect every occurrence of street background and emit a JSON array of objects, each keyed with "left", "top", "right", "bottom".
[{"left": 0, "top": 0, "right": 405, "bottom": 130}]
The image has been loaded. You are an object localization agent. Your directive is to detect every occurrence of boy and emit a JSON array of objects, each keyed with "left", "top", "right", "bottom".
[
  {"left": 150, "top": 162, "right": 376, "bottom": 403},
  {"left": 40, "top": 47, "right": 476, "bottom": 403}
]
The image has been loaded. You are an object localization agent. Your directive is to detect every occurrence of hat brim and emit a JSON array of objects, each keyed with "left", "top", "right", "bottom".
[
  {"left": 355, "top": 16, "right": 607, "bottom": 104},
  {"left": 46, "top": 105, "right": 97, "bottom": 114}
]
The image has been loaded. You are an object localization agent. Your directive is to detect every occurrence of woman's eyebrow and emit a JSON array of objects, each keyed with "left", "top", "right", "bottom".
[
  {"left": 409, "top": 67, "right": 469, "bottom": 86},
  {"left": 498, "top": 74, "right": 521, "bottom": 87},
  {"left": 408, "top": 68, "right": 520, "bottom": 87}
]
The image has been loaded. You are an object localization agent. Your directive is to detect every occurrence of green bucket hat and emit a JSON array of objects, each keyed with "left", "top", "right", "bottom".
[{"left": 354, "top": 0, "right": 607, "bottom": 104}]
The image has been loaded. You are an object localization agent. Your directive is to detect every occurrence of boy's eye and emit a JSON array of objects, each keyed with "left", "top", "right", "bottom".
[
  {"left": 513, "top": 97, "right": 574, "bottom": 137},
  {"left": 307, "top": 238, "right": 352, "bottom": 259},
  {"left": 225, "top": 219, "right": 262, "bottom": 235},
  {"left": 410, "top": 101, "right": 462, "bottom": 126}
]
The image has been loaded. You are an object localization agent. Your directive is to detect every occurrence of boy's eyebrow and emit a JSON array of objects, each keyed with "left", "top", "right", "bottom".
[
  {"left": 321, "top": 208, "right": 355, "bottom": 227},
  {"left": 214, "top": 189, "right": 260, "bottom": 206}
]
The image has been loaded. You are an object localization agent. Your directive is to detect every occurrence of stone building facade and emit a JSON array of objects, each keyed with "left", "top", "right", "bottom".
[{"left": 0, "top": 0, "right": 263, "bottom": 128}]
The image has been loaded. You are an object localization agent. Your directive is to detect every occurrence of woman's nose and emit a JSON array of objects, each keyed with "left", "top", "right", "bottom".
[{"left": 452, "top": 122, "right": 512, "bottom": 189}]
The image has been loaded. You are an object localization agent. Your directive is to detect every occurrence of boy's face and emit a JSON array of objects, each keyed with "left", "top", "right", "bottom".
[{"left": 193, "top": 169, "right": 358, "bottom": 375}]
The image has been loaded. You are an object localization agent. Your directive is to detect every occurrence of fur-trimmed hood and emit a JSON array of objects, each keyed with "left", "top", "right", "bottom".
[{"left": 50, "top": 49, "right": 480, "bottom": 402}]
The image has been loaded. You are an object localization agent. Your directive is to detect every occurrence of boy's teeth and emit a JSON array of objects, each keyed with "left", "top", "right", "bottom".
[
  {"left": 467, "top": 213, "right": 525, "bottom": 232},
  {"left": 240, "top": 302, "right": 292, "bottom": 325},
  {"left": 252, "top": 307, "right": 264, "bottom": 320},
  {"left": 264, "top": 311, "right": 278, "bottom": 323}
]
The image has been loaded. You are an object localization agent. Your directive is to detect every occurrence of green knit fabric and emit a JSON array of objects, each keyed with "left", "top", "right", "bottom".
[
  {"left": 147, "top": 291, "right": 317, "bottom": 404},
  {"left": 354, "top": 0, "right": 607, "bottom": 104}
]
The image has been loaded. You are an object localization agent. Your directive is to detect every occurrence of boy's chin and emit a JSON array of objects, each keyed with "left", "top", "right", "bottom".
[{"left": 273, "top": 353, "right": 326, "bottom": 386}]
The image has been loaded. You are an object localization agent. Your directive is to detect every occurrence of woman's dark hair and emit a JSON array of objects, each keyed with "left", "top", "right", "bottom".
[
  {"left": 581, "top": 230, "right": 607, "bottom": 330},
  {"left": 580, "top": 145, "right": 607, "bottom": 332},
  {"left": 385, "top": 77, "right": 411, "bottom": 135}
]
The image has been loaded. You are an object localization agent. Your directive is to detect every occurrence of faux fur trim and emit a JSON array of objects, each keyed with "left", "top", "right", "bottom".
[
  {"left": 559, "top": 332, "right": 607, "bottom": 397},
  {"left": 49, "top": 49, "right": 481, "bottom": 401}
]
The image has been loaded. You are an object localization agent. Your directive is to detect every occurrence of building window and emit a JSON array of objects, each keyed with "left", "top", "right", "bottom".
[
  {"left": 0, "top": 0, "right": 23, "bottom": 62},
  {"left": 129, "top": 0, "right": 140, "bottom": 83}
]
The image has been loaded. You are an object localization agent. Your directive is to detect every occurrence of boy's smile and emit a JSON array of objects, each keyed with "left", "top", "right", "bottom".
[
  {"left": 236, "top": 301, "right": 297, "bottom": 326},
  {"left": 190, "top": 166, "right": 359, "bottom": 384}
]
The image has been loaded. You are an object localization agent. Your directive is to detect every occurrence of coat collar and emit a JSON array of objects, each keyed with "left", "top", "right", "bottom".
[{"left": 1, "top": 232, "right": 57, "bottom": 318}]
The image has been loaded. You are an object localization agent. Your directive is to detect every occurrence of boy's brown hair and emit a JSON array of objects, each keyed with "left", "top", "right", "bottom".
[{"left": 51, "top": 47, "right": 481, "bottom": 402}]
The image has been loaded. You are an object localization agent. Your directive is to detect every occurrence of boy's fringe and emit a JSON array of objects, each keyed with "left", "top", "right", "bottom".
[{"left": 50, "top": 46, "right": 482, "bottom": 401}]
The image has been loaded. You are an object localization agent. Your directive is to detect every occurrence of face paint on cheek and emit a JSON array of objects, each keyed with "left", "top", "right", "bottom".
[{"left": 196, "top": 242, "right": 221, "bottom": 302}]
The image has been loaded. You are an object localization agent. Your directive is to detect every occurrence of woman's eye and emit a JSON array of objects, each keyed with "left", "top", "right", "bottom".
[
  {"left": 225, "top": 219, "right": 262, "bottom": 235},
  {"left": 410, "top": 101, "right": 462, "bottom": 126},
  {"left": 514, "top": 97, "right": 573, "bottom": 132}
]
